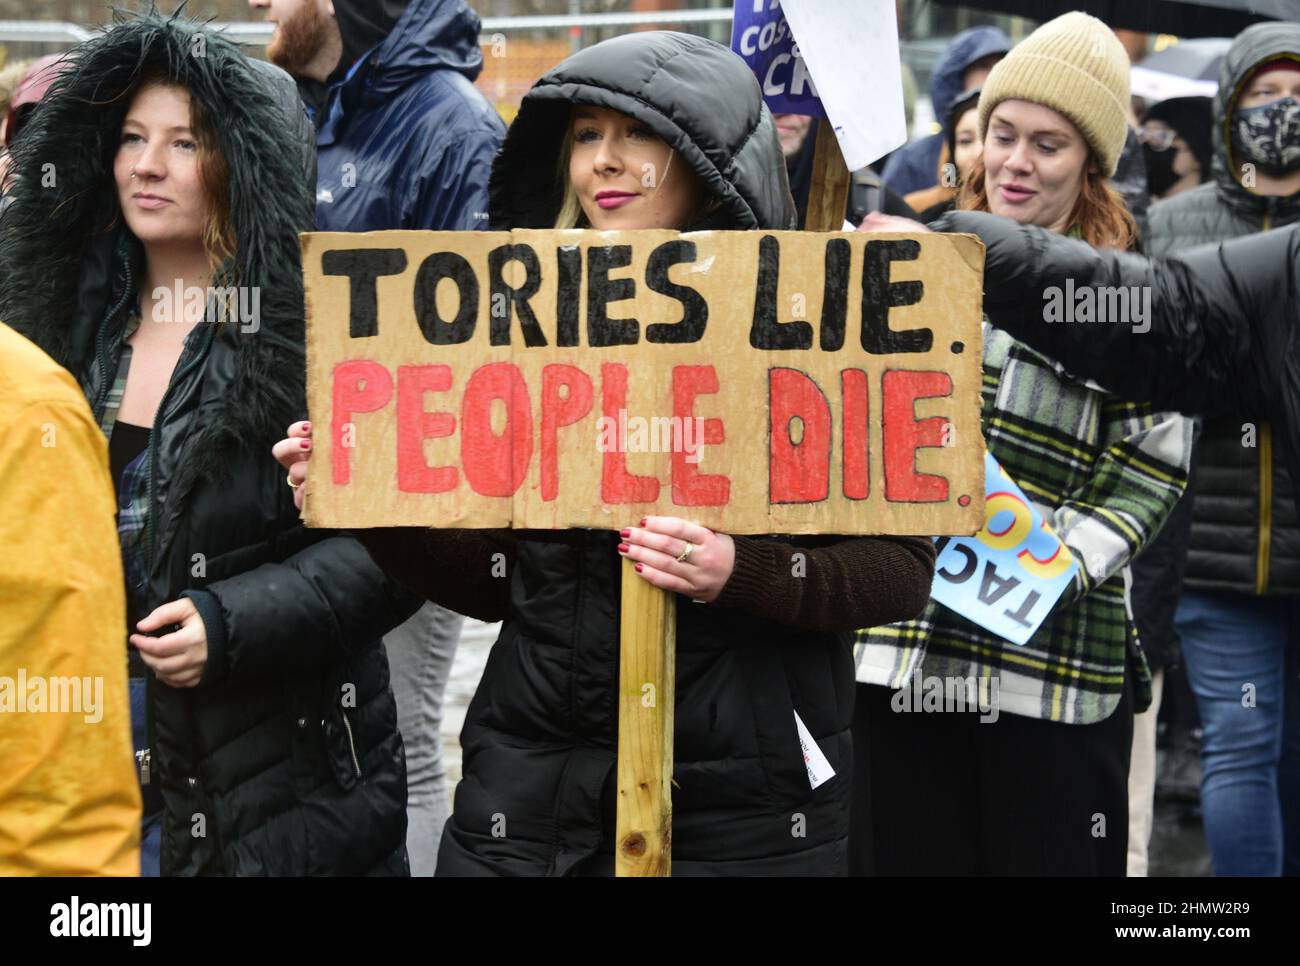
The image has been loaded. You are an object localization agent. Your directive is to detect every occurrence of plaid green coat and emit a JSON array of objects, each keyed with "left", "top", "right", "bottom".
[{"left": 855, "top": 324, "right": 1193, "bottom": 723}]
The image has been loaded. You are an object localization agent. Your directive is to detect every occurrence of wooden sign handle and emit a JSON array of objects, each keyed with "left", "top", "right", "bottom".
[
  {"left": 615, "top": 560, "right": 676, "bottom": 877},
  {"left": 804, "top": 120, "right": 852, "bottom": 232}
]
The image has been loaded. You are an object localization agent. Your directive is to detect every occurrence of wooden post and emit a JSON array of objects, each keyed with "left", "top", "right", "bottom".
[
  {"left": 611, "top": 122, "right": 846, "bottom": 879},
  {"left": 615, "top": 559, "right": 676, "bottom": 876},
  {"left": 804, "top": 120, "right": 852, "bottom": 232}
]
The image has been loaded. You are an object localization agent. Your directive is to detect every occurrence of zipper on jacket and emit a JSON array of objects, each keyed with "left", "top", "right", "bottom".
[
  {"left": 1255, "top": 210, "right": 1274, "bottom": 596},
  {"left": 1257, "top": 422, "right": 1273, "bottom": 594},
  {"left": 143, "top": 326, "right": 214, "bottom": 569},
  {"left": 90, "top": 255, "right": 136, "bottom": 422},
  {"left": 341, "top": 711, "right": 362, "bottom": 778}
]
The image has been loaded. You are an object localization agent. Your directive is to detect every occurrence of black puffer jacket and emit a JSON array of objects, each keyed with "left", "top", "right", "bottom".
[
  {"left": 423, "top": 31, "right": 932, "bottom": 876},
  {"left": 1145, "top": 21, "right": 1300, "bottom": 598},
  {"left": 0, "top": 11, "right": 417, "bottom": 875},
  {"left": 932, "top": 211, "right": 1300, "bottom": 512}
]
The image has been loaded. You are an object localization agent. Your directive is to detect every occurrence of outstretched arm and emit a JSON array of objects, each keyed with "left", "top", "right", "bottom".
[{"left": 933, "top": 210, "right": 1292, "bottom": 420}]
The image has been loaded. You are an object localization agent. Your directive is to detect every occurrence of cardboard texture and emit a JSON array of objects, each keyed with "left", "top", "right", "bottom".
[{"left": 302, "top": 229, "right": 986, "bottom": 535}]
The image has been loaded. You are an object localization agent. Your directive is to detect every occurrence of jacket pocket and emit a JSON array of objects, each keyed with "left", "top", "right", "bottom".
[
  {"left": 322, "top": 695, "right": 364, "bottom": 790},
  {"left": 739, "top": 647, "right": 811, "bottom": 808}
]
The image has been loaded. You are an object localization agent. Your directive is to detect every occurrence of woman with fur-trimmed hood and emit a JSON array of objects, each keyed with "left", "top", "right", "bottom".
[{"left": 0, "top": 8, "right": 418, "bottom": 875}]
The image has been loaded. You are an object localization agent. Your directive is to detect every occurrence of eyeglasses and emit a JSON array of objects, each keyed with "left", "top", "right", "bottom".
[{"left": 1136, "top": 126, "right": 1178, "bottom": 151}]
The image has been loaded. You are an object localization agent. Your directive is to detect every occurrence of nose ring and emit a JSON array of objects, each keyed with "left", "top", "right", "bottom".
[{"left": 130, "top": 166, "right": 137, "bottom": 180}]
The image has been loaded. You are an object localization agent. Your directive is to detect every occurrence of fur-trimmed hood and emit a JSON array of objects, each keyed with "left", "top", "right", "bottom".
[{"left": 0, "top": 6, "right": 314, "bottom": 454}]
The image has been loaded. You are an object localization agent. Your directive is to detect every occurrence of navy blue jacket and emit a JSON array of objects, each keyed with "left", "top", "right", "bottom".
[
  {"left": 314, "top": 0, "right": 505, "bottom": 231},
  {"left": 881, "top": 26, "right": 1010, "bottom": 197}
]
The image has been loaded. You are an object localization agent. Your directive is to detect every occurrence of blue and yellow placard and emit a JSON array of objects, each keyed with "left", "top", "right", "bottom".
[{"left": 930, "top": 453, "right": 1078, "bottom": 645}]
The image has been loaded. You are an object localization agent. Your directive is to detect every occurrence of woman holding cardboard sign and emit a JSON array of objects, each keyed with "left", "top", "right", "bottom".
[
  {"left": 0, "top": 11, "right": 419, "bottom": 875},
  {"left": 853, "top": 13, "right": 1192, "bottom": 876},
  {"left": 277, "top": 30, "right": 936, "bottom": 876}
]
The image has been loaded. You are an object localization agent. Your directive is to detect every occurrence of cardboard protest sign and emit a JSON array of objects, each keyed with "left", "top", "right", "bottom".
[
  {"left": 301, "top": 229, "right": 986, "bottom": 535},
  {"left": 930, "top": 454, "right": 1080, "bottom": 645}
]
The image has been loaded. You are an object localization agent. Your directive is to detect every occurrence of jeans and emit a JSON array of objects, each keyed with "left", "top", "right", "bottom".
[
  {"left": 128, "top": 677, "right": 163, "bottom": 877},
  {"left": 1176, "top": 590, "right": 1300, "bottom": 876},
  {"left": 384, "top": 601, "right": 464, "bottom": 877}
]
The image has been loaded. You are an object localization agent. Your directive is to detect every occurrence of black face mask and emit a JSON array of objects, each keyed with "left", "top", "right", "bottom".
[
  {"left": 1231, "top": 96, "right": 1300, "bottom": 177},
  {"left": 1143, "top": 142, "right": 1180, "bottom": 198}
]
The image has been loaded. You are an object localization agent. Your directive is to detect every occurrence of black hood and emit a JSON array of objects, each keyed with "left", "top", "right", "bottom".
[
  {"left": 1212, "top": 20, "right": 1300, "bottom": 215},
  {"left": 488, "top": 31, "right": 795, "bottom": 232},
  {"left": 1145, "top": 95, "right": 1213, "bottom": 179},
  {"left": 329, "top": 0, "right": 411, "bottom": 86},
  {"left": 0, "top": 7, "right": 315, "bottom": 457}
]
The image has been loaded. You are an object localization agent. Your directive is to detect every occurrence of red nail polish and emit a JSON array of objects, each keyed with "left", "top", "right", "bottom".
[
  {"left": 638, "top": 518, "right": 647, "bottom": 527},
  {"left": 634, "top": 563, "right": 643, "bottom": 573},
  {"left": 619, "top": 528, "right": 631, "bottom": 538},
  {"left": 300, "top": 439, "right": 310, "bottom": 448},
  {"left": 617, "top": 543, "right": 629, "bottom": 553},
  {"left": 302, "top": 422, "right": 311, "bottom": 430}
]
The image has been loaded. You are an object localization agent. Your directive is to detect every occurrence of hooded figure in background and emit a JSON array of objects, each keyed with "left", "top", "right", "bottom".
[
  {"left": 1141, "top": 95, "right": 1213, "bottom": 201},
  {"left": 0, "top": 9, "right": 418, "bottom": 875},
  {"left": 881, "top": 25, "right": 1010, "bottom": 198},
  {"left": 255, "top": 0, "right": 505, "bottom": 232},
  {"left": 1141, "top": 25, "right": 1300, "bottom": 613}
]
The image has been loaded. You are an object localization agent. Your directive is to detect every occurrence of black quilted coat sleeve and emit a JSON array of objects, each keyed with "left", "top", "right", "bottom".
[
  {"left": 934, "top": 210, "right": 1297, "bottom": 422},
  {"left": 197, "top": 531, "right": 423, "bottom": 684}
]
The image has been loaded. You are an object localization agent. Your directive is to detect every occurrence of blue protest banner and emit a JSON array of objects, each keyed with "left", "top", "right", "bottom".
[
  {"left": 930, "top": 453, "right": 1079, "bottom": 646},
  {"left": 730, "top": 0, "right": 824, "bottom": 118}
]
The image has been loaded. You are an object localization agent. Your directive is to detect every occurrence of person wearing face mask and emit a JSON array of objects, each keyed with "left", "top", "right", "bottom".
[
  {"left": 1128, "top": 23, "right": 1300, "bottom": 878},
  {"left": 277, "top": 31, "right": 939, "bottom": 876},
  {"left": 852, "top": 13, "right": 1192, "bottom": 876},
  {"left": 1139, "top": 96, "right": 1212, "bottom": 203}
]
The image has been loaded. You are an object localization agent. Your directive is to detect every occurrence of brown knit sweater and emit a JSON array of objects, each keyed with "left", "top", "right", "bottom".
[{"left": 358, "top": 528, "right": 936, "bottom": 633}]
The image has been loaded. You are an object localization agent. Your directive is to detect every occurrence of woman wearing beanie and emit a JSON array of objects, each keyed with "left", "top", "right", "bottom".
[
  {"left": 277, "top": 30, "right": 937, "bottom": 876},
  {"left": 853, "top": 12, "right": 1193, "bottom": 876}
]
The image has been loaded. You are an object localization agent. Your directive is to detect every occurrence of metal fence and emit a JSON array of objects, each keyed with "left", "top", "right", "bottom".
[{"left": 0, "top": 6, "right": 1022, "bottom": 127}]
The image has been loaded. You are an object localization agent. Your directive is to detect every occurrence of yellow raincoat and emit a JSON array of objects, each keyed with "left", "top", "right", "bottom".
[{"left": 0, "top": 322, "right": 140, "bottom": 874}]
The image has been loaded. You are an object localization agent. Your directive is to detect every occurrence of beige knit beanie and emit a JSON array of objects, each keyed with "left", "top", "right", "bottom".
[{"left": 977, "top": 12, "right": 1130, "bottom": 176}]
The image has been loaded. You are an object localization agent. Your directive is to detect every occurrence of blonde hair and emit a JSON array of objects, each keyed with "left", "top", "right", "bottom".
[{"left": 553, "top": 128, "right": 586, "bottom": 229}]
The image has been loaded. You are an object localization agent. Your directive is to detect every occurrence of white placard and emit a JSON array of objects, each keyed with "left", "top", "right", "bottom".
[{"left": 780, "top": 0, "right": 908, "bottom": 170}]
